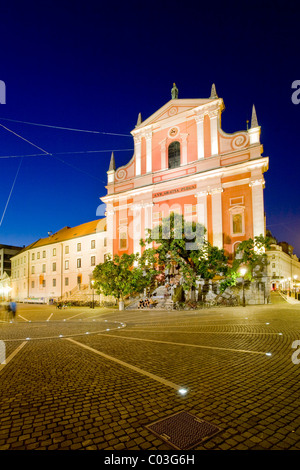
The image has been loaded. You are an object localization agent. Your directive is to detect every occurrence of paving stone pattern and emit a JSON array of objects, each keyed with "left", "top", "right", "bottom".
[{"left": 0, "top": 293, "right": 299, "bottom": 450}]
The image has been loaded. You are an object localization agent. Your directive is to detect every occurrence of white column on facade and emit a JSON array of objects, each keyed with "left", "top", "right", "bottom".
[
  {"left": 210, "top": 187, "right": 223, "bottom": 248},
  {"left": 106, "top": 204, "right": 115, "bottom": 256},
  {"left": 160, "top": 138, "right": 167, "bottom": 169},
  {"left": 181, "top": 133, "right": 188, "bottom": 165},
  {"left": 195, "top": 114, "right": 204, "bottom": 160},
  {"left": 209, "top": 109, "right": 219, "bottom": 156},
  {"left": 144, "top": 202, "right": 153, "bottom": 233},
  {"left": 144, "top": 202, "right": 153, "bottom": 246},
  {"left": 250, "top": 179, "right": 265, "bottom": 237},
  {"left": 132, "top": 203, "right": 142, "bottom": 256},
  {"left": 196, "top": 190, "right": 208, "bottom": 238},
  {"left": 145, "top": 130, "right": 152, "bottom": 173},
  {"left": 134, "top": 134, "right": 142, "bottom": 176}
]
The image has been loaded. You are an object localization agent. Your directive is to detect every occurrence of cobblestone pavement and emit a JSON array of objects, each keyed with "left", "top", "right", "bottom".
[{"left": 0, "top": 292, "right": 300, "bottom": 451}]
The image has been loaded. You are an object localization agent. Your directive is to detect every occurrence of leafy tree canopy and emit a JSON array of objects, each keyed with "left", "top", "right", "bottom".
[
  {"left": 232, "top": 234, "right": 271, "bottom": 280},
  {"left": 141, "top": 212, "right": 230, "bottom": 290},
  {"left": 93, "top": 253, "right": 156, "bottom": 304}
]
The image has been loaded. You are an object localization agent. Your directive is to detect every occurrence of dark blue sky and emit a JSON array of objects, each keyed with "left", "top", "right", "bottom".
[{"left": 0, "top": 1, "right": 300, "bottom": 254}]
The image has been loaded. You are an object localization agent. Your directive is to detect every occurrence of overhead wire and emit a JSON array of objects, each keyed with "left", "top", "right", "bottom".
[
  {"left": 0, "top": 157, "right": 23, "bottom": 227},
  {"left": 0, "top": 148, "right": 134, "bottom": 159},
  {"left": 0, "top": 117, "right": 131, "bottom": 137},
  {"left": 0, "top": 123, "right": 50, "bottom": 155},
  {"left": 0, "top": 120, "right": 123, "bottom": 225}
]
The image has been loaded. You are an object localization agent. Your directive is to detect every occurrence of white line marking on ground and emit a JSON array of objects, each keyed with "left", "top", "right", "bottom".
[
  {"left": 3, "top": 322, "right": 126, "bottom": 342},
  {"left": 18, "top": 315, "right": 29, "bottom": 322},
  {"left": 97, "top": 332, "right": 267, "bottom": 355},
  {"left": 65, "top": 312, "right": 86, "bottom": 320},
  {"left": 64, "top": 337, "right": 185, "bottom": 392},
  {"left": 46, "top": 313, "right": 53, "bottom": 321},
  {"left": 0, "top": 341, "right": 27, "bottom": 372},
  {"left": 128, "top": 328, "right": 281, "bottom": 336}
]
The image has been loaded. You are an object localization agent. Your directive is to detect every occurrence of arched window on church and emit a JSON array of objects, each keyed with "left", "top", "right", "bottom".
[{"left": 168, "top": 141, "right": 180, "bottom": 169}]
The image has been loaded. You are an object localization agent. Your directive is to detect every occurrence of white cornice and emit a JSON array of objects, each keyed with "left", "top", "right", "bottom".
[{"left": 100, "top": 157, "right": 269, "bottom": 203}]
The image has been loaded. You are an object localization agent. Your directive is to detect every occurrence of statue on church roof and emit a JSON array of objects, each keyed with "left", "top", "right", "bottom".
[{"left": 171, "top": 83, "right": 178, "bottom": 99}]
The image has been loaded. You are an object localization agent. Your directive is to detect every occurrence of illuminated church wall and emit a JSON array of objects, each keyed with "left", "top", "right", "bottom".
[{"left": 101, "top": 84, "right": 268, "bottom": 259}]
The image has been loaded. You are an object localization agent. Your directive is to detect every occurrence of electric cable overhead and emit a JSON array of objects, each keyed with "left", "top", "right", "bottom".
[
  {"left": 0, "top": 123, "right": 108, "bottom": 185},
  {"left": 0, "top": 123, "right": 50, "bottom": 155},
  {"left": 0, "top": 157, "right": 23, "bottom": 227},
  {"left": 0, "top": 117, "right": 131, "bottom": 137},
  {"left": 0, "top": 119, "right": 131, "bottom": 225},
  {"left": 0, "top": 148, "right": 134, "bottom": 159}
]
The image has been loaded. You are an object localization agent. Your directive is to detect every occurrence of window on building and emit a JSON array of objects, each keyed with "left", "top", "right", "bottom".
[
  {"left": 230, "top": 206, "right": 245, "bottom": 237},
  {"left": 53, "top": 248, "right": 56, "bottom": 256},
  {"left": 91, "top": 256, "right": 95, "bottom": 266},
  {"left": 42, "top": 250, "right": 46, "bottom": 258},
  {"left": 42, "top": 280, "right": 46, "bottom": 287},
  {"left": 65, "top": 277, "right": 69, "bottom": 286},
  {"left": 32, "top": 253, "right": 35, "bottom": 260},
  {"left": 77, "top": 243, "right": 81, "bottom": 252},
  {"left": 53, "top": 279, "right": 56, "bottom": 287},
  {"left": 52, "top": 262, "right": 56, "bottom": 271},
  {"left": 65, "top": 260, "right": 69, "bottom": 270},
  {"left": 31, "top": 266, "right": 35, "bottom": 274},
  {"left": 119, "top": 232, "right": 127, "bottom": 250},
  {"left": 77, "top": 258, "right": 81, "bottom": 268},
  {"left": 37, "top": 252, "right": 40, "bottom": 259},
  {"left": 42, "top": 264, "right": 46, "bottom": 273},
  {"left": 168, "top": 141, "right": 181, "bottom": 169},
  {"left": 103, "top": 237, "right": 107, "bottom": 247},
  {"left": 31, "top": 281, "right": 34, "bottom": 288},
  {"left": 65, "top": 246, "right": 69, "bottom": 254},
  {"left": 91, "top": 240, "right": 95, "bottom": 249},
  {"left": 232, "top": 213, "right": 243, "bottom": 234}
]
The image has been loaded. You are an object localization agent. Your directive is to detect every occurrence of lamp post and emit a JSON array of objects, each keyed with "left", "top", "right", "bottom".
[
  {"left": 91, "top": 279, "right": 95, "bottom": 309},
  {"left": 240, "top": 267, "right": 247, "bottom": 307}
]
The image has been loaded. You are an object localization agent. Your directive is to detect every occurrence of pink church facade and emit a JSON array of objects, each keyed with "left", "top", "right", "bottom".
[{"left": 101, "top": 84, "right": 268, "bottom": 259}]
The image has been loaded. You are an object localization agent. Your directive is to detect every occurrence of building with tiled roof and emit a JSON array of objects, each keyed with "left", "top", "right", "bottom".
[{"left": 10, "top": 218, "right": 107, "bottom": 303}]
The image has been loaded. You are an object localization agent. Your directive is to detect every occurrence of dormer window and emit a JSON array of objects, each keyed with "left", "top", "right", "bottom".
[{"left": 168, "top": 141, "right": 180, "bottom": 169}]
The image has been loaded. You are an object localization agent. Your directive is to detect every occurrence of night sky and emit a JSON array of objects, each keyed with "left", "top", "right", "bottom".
[{"left": 0, "top": 1, "right": 299, "bottom": 254}]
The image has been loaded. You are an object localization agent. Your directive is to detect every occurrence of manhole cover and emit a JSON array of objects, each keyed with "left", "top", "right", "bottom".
[{"left": 146, "top": 411, "right": 222, "bottom": 450}]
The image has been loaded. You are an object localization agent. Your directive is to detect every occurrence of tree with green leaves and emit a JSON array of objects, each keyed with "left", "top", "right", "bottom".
[
  {"left": 232, "top": 234, "right": 271, "bottom": 280},
  {"left": 93, "top": 252, "right": 156, "bottom": 310},
  {"left": 219, "top": 234, "right": 271, "bottom": 293},
  {"left": 141, "top": 212, "right": 230, "bottom": 291}
]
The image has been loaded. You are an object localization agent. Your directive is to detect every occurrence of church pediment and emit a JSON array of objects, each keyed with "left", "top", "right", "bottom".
[{"left": 132, "top": 98, "right": 216, "bottom": 133}]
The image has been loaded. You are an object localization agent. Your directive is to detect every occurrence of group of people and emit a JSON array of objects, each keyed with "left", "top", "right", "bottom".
[
  {"left": 138, "top": 297, "right": 154, "bottom": 309},
  {"left": 1, "top": 300, "right": 17, "bottom": 321}
]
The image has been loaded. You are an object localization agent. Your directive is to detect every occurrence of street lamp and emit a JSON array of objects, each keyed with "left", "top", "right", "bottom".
[
  {"left": 240, "top": 267, "right": 247, "bottom": 307},
  {"left": 91, "top": 279, "right": 95, "bottom": 309}
]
